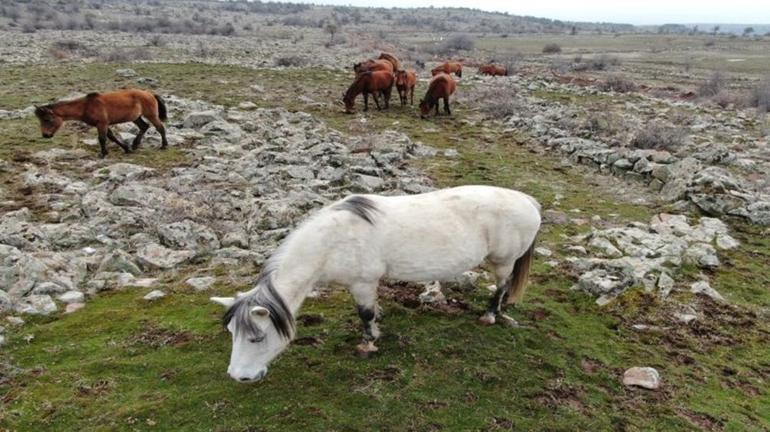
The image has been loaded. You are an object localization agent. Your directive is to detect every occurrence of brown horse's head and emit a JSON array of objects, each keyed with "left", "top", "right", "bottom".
[
  {"left": 394, "top": 70, "right": 407, "bottom": 86},
  {"left": 34, "top": 106, "right": 63, "bottom": 138},
  {"left": 419, "top": 98, "right": 432, "bottom": 119}
]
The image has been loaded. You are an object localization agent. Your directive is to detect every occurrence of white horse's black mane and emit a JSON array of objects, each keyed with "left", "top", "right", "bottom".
[
  {"left": 222, "top": 270, "right": 295, "bottom": 340},
  {"left": 334, "top": 196, "right": 380, "bottom": 225}
]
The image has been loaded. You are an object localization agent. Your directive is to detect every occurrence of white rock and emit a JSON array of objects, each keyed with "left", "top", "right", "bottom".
[
  {"left": 623, "top": 367, "right": 661, "bottom": 389},
  {"left": 6, "top": 316, "right": 25, "bottom": 326},
  {"left": 15, "top": 295, "right": 58, "bottom": 315},
  {"left": 566, "top": 245, "right": 588, "bottom": 255},
  {"left": 64, "top": 303, "right": 85, "bottom": 314},
  {"left": 715, "top": 234, "right": 740, "bottom": 250},
  {"left": 418, "top": 281, "right": 446, "bottom": 304},
  {"left": 186, "top": 276, "right": 216, "bottom": 291},
  {"left": 657, "top": 272, "right": 675, "bottom": 298},
  {"left": 143, "top": 290, "right": 166, "bottom": 301},
  {"left": 0, "top": 334, "right": 5, "bottom": 346},
  {"left": 57, "top": 291, "right": 85, "bottom": 304},
  {"left": 674, "top": 312, "right": 697, "bottom": 324},
  {"left": 535, "top": 247, "right": 553, "bottom": 257},
  {"left": 690, "top": 281, "right": 725, "bottom": 302}
]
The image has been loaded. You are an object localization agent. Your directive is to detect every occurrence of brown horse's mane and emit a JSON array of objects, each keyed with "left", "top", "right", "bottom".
[{"left": 378, "top": 53, "right": 401, "bottom": 71}]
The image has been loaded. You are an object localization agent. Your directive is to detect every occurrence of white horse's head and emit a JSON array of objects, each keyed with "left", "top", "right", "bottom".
[{"left": 211, "top": 283, "right": 295, "bottom": 383}]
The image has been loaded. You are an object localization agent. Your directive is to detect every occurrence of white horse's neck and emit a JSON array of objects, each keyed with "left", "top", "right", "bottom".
[{"left": 261, "top": 219, "right": 327, "bottom": 314}]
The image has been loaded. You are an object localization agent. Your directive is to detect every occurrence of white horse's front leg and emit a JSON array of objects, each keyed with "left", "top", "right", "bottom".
[{"left": 349, "top": 282, "right": 381, "bottom": 356}]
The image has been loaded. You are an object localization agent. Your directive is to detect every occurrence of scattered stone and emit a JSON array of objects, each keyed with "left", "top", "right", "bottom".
[
  {"left": 137, "top": 243, "right": 196, "bottom": 269},
  {"left": 623, "top": 367, "right": 661, "bottom": 390},
  {"left": 674, "top": 312, "right": 697, "bottom": 324},
  {"left": 186, "top": 276, "right": 216, "bottom": 291},
  {"left": 97, "top": 249, "right": 142, "bottom": 276},
  {"left": 690, "top": 281, "right": 725, "bottom": 302},
  {"left": 64, "top": 302, "right": 85, "bottom": 314},
  {"left": 418, "top": 281, "right": 446, "bottom": 304},
  {"left": 6, "top": 316, "right": 25, "bottom": 326},
  {"left": 115, "top": 68, "right": 137, "bottom": 78},
  {"left": 57, "top": 291, "right": 85, "bottom": 304},
  {"left": 14, "top": 295, "right": 57, "bottom": 315},
  {"left": 657, "top": 272, "right": 675, "bottom": 298},
  {"left": 143, "top": 290, "right": 166, "bottom": 301},
  {"left": 535, "top": 247, "right": 553, "bottom": 257}
]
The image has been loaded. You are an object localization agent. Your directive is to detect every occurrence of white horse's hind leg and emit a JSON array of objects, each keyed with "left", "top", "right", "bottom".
[
  {"left": 349, "top": 282, "right": 381, "bottom": 356},
  {"left": 479, "top": 261, "right": 519, "bottom": 327}
]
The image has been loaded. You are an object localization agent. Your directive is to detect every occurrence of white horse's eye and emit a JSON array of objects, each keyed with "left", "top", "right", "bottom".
[{"left": 248, "top": 336, "right": 264, "bottom": 344}]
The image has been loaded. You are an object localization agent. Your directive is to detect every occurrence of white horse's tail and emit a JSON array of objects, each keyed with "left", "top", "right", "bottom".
[{"left": 506, "top": 239, "right": 536, "bottom": 305}]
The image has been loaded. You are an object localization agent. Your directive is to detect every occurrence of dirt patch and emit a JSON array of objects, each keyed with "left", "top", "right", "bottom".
[
  {"left": 580, "top": 358, "right": 602, "bottom": 374},
  {"left": 75, "top": 379, "right": 114, "bottom": 397},
  {"left": 535, "top": 378, "right": 589, "bottom": 414},
  {"left": 127, "top": 324, "right": 196, "bottom": 349},
  {"left": 297, "top": 314, "right": 325, "bottom": 326},
  {"left": 294, "top": 336, "right": 324, "bottom": 346},
  {"left": 380, "top": 281, "right": 471, "bottom": 314},
  {"left": 677, "top": 409, "right": 724, "bottom": 432}
]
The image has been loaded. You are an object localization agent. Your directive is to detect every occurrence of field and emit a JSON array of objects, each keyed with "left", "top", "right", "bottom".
[{"left": 1, "top": 2, "right": 769, "bottom": 431}]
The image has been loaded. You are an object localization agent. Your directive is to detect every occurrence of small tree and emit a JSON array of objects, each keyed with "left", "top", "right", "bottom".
[
  {"left": 743, "top": 27, "right": 755, "bottom": 37},
  {"left": 570, "top": 25, "right": 577, "bottom": 36},
  {"left": 712, "top": 25, "right": 720, "bottom": 35},
  {"left": 325, "top": 22, "right": 337, "bottom": 44}
]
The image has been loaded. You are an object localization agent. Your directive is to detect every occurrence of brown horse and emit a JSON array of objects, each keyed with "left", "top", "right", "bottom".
[
  {"left": 34, "top": 89, "right": 167, "bottom": 158},
  {"left": 395, "top": 69, "right": 417, "bottom": 106},
  {"left": 377, "top": 53, "right": 401, "bottom": 72},
  {"left": 419, "top": 73, "right": 457, "bottom": 119},
  {"left": 431, "top": 62, "right": 463, "bottom": 78},
  {"left": 353, "top": 59, "right": 394, "bottom": 75},
  {"left": 343, "top": 71, "right": 394, "bottom": 113},
  {"left": 478, "top": 64, "right": 507, "bottom": 76}
]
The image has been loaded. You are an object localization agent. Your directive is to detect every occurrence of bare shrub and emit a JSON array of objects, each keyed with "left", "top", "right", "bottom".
[
  {"left": 631, "top": 122, "right": 686, "bottom": 151},
  {"left": 274, "top": 55, "right": 307, "bottom": 67},
  {"left": 698, "top": 71, "right": 727, "bottom": 97},
  {"left": 101, "top": 48, "right": 151, "bottom": 63},
  {"left": 146, "top": 34, "right": 166, "bottom": 47},
  {"left": 598, "top": 75, "right": 638, "bottom": 93},
  {"left": 464, "top": 86, "right": 523, "bottom": 120},
  {"left": 427, "top": 34, "right": 475, "bottom": 55},
  {"left": 589, "top": 54, "right": 620, "bottom": 70},
  {"left": 747, "top": 78, "right": 770, "bottom": 112},
  {"left": 712, "top": 90, "right": 741, "bottom": 108},
  {"left": 542, "top": 43, "right": 562, "bottom": 54},
  {"left": 583, "top": 111, "right": 624, "bottom": 138}
]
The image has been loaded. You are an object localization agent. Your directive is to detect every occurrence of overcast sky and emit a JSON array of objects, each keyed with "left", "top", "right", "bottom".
[{"left": 290, "top": 0, "right": 770, "bottom": 25}]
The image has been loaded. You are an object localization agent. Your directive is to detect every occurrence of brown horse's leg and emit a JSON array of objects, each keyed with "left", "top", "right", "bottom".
[
  {"left": 97, "top": 125, "right": 109, "bottom": 158},
  {"left": 410, "top": 87, "right": 414, "bottom": 106},
  {"left": 363, "top": 93, "right": 369, "bottom": 112},
  {"left": 146, "top": 115, "right": 168, "bottom": 149},
  {"left": 444, "top": 97, "right": 451, "bottom": 116},
  {"left": 434, "top": 103, "right": 439, "bottom": 116},
  {"left": 106, "top": 128, "right": 131, "bottom": 153},
  {"left": 372, "top": 92, "right": 381, "bottom": 110},
  {"left": 132, "top": 118, "right": 150, "bottom": 150}
]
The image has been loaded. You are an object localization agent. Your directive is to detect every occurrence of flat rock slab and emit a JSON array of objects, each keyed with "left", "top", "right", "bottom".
[
  {"left": 623, "top": 367, "right": 661, "bottom": 390},
  {"left": 137, "top": 243, "right": 195, "bottom": 270},
  {"left": 143, "top": 290, "right": 166, "bottom": 301}
]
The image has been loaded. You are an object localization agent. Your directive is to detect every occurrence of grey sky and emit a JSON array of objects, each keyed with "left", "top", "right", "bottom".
[{"left": 291, "top": 0, "right": 770, "bottom": 25}]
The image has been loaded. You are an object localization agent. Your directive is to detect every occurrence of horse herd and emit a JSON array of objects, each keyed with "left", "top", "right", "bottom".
[{"left": 344, "top": 52, "right": 505, "bottom": 119}]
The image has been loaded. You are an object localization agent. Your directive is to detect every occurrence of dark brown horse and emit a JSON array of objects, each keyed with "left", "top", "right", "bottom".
[
  {"left": 34, "top": 89, "right": 167, "bottom": 158},
  {"left": 353, "top": 59, "right": 394, "bottom": 75},
  {"left": 343, "top": 71, "right": 395, "bottom": 113},
  {"left": 478, "top": 64, "right": 507, "bottom": 76},
  {"left": 395, "top": 69, "right": 417, "bottom": 106},
  {"left": 431, "top": 62, "right": 463, "bottom": 78},
  {"left": 419, "top": 73, "right": 457, "bottom": 119}
]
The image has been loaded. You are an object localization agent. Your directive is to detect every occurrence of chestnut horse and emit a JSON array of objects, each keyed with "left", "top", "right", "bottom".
[
  {"left": 377, "top": 53, "right": 401, "bottom": 71},
  {"left": 343, "top": 71, "right": 394, "bottom": 113},
  {"left": 395, "top": 70, "right": 417, "bottom": 106},
  {"left": 479, "top": 64, "right": 507, "bottom": 76},
  {"left": 34, "top": 89, "right": 167, "bottom": 158},
  {"left": 353, "top": 59, "right": 394, "bottom": 75},
  {"left": 419, "top": 73, "right": 456, "bottom": 119},
  {"left": 431, "top": 62, "right": 463, "bottom": 78}
]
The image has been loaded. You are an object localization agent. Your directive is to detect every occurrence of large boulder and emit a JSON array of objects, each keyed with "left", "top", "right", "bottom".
[{"left": 136, "top": 243, "right": 195, "bottom": 270}]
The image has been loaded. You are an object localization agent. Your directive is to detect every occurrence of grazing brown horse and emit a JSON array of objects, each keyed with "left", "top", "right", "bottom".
[
  {"left": 395, "top": 69, "right": 417, "bottom": 106},
  {"left": 353, "top": 59, "right": 394, "bottom": 75},
  {"left": 343, "top": 71, "right": 395, "bottom": 113},
  {"left": 419, "top": 73, "right": 457, "bottom": 119},
  {"left": 377, "top": 53, "right": 401, "bottom": 72},
  {"left": 431, "top": 62, "right": 463, "bottom": 78},
  {"left": 34, "top": 89, "right": 167, "bottom": 158},
  {"left": 479, "top": 64, "right": 507, "bottom": 76}
]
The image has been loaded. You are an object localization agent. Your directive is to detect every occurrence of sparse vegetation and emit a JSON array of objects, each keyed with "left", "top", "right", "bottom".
[
  {"left": 747, "top": 77, "right": 770, "bottom": 112},
  {"left": 542, "top": 43, "right": 562, "bottom": 54},
  {"left": 631, "top": 121, "right": 687, "bottom": 150},
  {"left": 599, "top": 75, "right": 638, "bottom": 93},
  {"left": 698, "top": 71, "right": 728, "bottom": 97},
  {"left": 274, "top": 55, "right": 308, "bottom": 67}
]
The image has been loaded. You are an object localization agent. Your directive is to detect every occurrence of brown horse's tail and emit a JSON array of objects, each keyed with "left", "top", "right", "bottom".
[
  {"left": 154, "top": 94, "right": 167, "bottom": 121},
  {"left": 505, "top": 239, "right": 536, "bottom": 305}
]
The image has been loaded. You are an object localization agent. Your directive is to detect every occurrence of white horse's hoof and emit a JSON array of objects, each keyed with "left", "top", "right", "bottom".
[
  {"left": 356, "top": 341, "right": 379, "bottom": 358},
  {"left": 478, "top": 312, "right": 496, "bottom": 325},
  {"left": 499, "top": 314, "right": 520, "bottom": 328}
]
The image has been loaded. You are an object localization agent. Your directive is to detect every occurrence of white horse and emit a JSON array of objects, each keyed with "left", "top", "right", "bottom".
[{"left": 211, "top": 185, "right": 541, "bottom": 382}]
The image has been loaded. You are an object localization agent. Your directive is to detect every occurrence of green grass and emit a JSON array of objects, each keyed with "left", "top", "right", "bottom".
[{"left": 1, "top": 62, "right": 769, "bottom": 431}]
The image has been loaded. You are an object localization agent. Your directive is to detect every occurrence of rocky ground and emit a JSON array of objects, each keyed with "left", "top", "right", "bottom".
[{"left": 1, "top": 27, "right": 769, "bottom": 431}]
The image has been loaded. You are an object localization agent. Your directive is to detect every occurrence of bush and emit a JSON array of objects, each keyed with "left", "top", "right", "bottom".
[
  {"left": 589, "top": 54, "right": 620, "bottom": 70},
  {"left": 542, "top": 43, "right": 562, "bottom": 54},
  {"left": 698, "top": 71, "right": 727, "bottom": 97},
  {"left": 598, "top": 75, "right": 637, "bottom": 93},
  {"left": 274, "top": 55, "right": 307, "bottom": 67},
  {"left": 747, "top": 78, "right": 770, "bottom": 112},
  {"left": 631, "top": 122, "right": 686, "bottom": 151},
  {"left": 146, "top": 34, "right": 166, "bottom": 47},
  {"left": 427, "top": 34, "right": 475, "bottom": 55},
  {"left": 101, "top": 48, "right": 151, "bottom": 62}
]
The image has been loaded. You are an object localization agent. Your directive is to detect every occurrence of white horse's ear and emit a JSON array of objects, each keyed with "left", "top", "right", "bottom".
[
  {"left": 210, "top": 296, "right": 235, "bottom": 308},
  {"left": 250, "top": 306, "right": 270, "bottom": 318}
]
